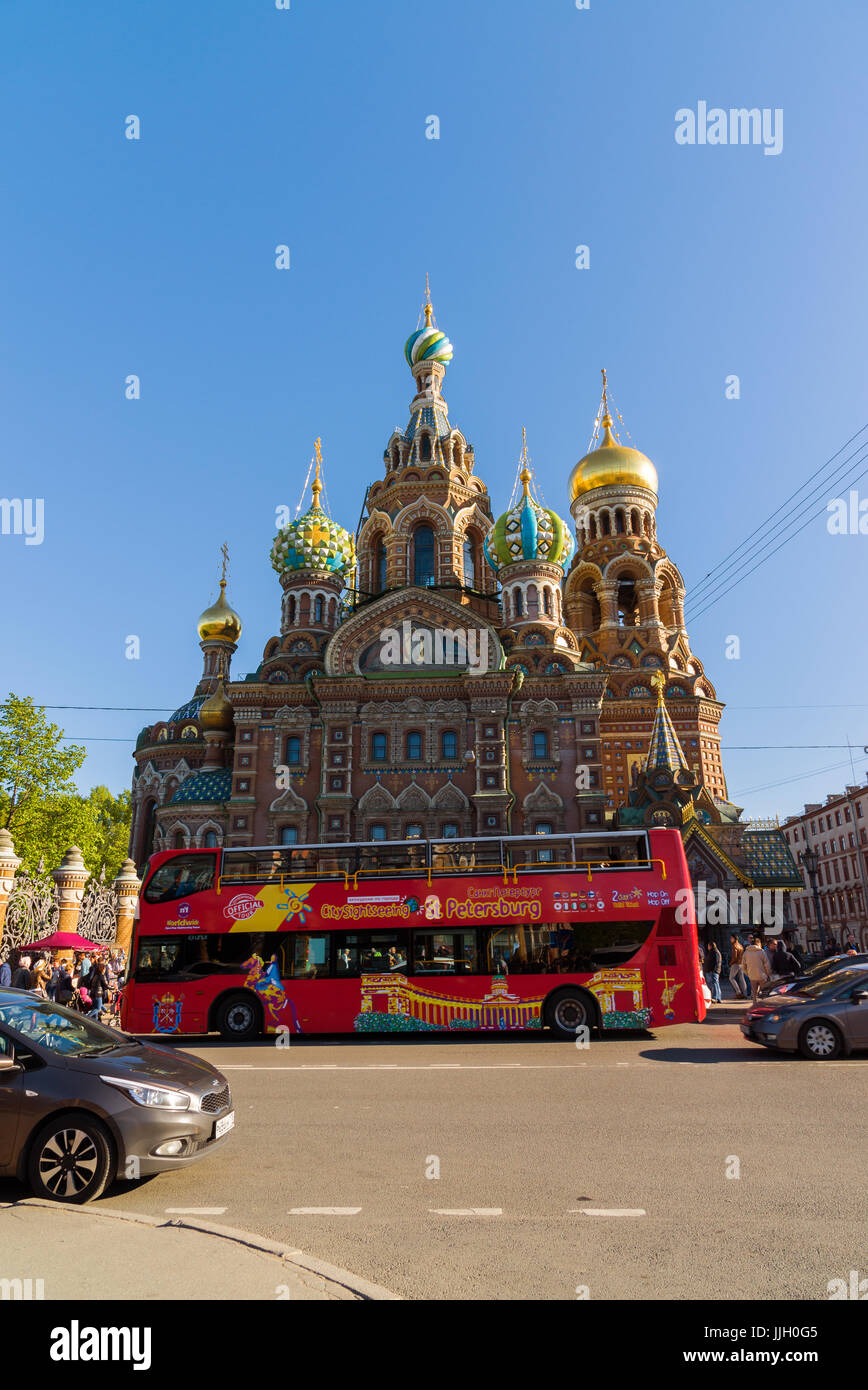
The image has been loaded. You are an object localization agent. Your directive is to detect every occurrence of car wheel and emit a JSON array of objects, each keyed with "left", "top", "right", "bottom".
[
  {"left": 547, "top": 990, "right": 594, "bottom": 1040},
  {"left": 798, "top": 1020, "right": 843, "bottom": 1060},
  {"left": 216, "top": 994, "right": 261, "bottom": 1041},
  {"left": 28, "top": 1113, "right": 113, "bottom": 1204}
]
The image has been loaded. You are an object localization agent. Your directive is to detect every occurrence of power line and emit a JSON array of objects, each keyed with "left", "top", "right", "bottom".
[
  {"left": 732, "top": 753, "right": 868, "bottom": 798},
  {"left": 687, "top": 419, "right": 868, "bottom": 605},
  {"left": 688, "top": 451, "right": 868, "bottom": 624}
]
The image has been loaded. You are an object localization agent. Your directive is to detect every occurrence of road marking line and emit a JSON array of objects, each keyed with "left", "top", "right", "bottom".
[
  {"left": 429, "top": 1208, "right": 502, "bottom": 1217},
  {"left": 289, "top": 1207, "right": 362, "bottom": 1216},
  {"left": 571, "top": 1208, "right": 646, "bottom": 1217},
  {"left": 165, "top": 1207, "right": 227, "bottom": 1215}
]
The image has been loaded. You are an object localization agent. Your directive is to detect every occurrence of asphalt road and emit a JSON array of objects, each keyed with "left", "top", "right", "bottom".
[{"left": 5, "top": 1006, "right": 867, "bottom": 1300}]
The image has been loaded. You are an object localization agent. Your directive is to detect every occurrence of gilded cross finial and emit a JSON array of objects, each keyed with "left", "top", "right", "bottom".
[
  {"left": 220, "top": 542, "right": 229, "bottom": 588},
  {"left": 519, "top": 427, "right": 531, "bottom": 495},
  {"left": 650, "top": 669, "right": 666, "bottom": 703},
  {"left": 424, "top": 272, "right": 433, "bottom": 328},
  {"left": 312, "top": 437, "right": 323, "bottom": 505}
]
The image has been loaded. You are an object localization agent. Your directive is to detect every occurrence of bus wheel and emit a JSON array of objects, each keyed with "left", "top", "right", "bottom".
[
  {"left": 547, "top": 990, "right": 595, "bottom": 1041},
  {"left": 216, "top": 994, "right": 262, "bottom": 1042},
  {"left": 797, "top": 1020, "right": 843, "bottom": 1060}
]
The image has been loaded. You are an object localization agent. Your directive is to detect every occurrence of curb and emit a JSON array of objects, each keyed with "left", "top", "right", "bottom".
[{"left": 13, "top": 1198, "right": 402, "bottom": 1301}]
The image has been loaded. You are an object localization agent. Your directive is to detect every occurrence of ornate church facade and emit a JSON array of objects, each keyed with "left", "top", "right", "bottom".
[{"left": 127, "top": 289, "right": 800, "bottom": 923}]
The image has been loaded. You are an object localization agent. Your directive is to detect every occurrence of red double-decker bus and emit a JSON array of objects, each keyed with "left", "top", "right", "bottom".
[{"left": 120, "top": 828, "right": 704, "bottom": 1041}]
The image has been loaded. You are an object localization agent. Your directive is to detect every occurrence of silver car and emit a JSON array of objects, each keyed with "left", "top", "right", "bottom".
[{"left": 741, "top": 964, "right": 868, "bottom": 1059}]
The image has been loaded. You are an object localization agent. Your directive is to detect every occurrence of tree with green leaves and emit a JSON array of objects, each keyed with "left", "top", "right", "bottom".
[
  {"left": 0, "top": 695, "right": 131, "bottom": 878},
  {"left": 0, "top": 694, "right": 85, "bottom": 830}
]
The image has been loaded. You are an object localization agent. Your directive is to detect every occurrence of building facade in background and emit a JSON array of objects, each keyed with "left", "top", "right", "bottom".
[{"left": 782, "top": 781, "right": 868, "bottom": 950}]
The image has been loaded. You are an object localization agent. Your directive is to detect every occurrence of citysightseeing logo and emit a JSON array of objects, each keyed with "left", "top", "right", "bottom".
[{"left": 223, "top": 893, "right": 263, "bottom": 922}]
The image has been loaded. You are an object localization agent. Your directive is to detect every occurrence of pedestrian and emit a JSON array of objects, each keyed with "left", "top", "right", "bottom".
[
  {"left": 742, "top": 935, "right": 772, "bottom": 1001},
  {"left": 728, "top": 935, "right": 748, "bottom": 999},
  {"left": 0, "top": 954, "right": 11, "bottom": 988},
  {"left": 704, "top": 939, "right": 723, "bottom": 1003},
  {"left": 87, "top": 956, "right": 110, "bottom": 1020},
  {"left": 772, "top": 939, "right": 802, "bottom": 980},
  {"left": 11, "top": 953, "right": 33, "bottom": 990},
  {"left": 55, "top": 960, "right": 75, "bottom": 1007},
  {"left": 30, "top": 955, "right": 51, "bottom": 997}
]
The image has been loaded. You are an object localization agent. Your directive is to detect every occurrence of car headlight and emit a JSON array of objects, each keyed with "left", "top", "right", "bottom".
[
  {"left": 101, "top": 1075, "right": 191, "bottom": 1110},
  {"left": 765, "top": 1014, "right": 783, "bottom": 1024}
]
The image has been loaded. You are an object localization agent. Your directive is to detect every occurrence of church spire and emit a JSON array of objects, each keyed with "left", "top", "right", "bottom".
[{"left": 644, "top": 672, "right": 690, "bottom": 776}]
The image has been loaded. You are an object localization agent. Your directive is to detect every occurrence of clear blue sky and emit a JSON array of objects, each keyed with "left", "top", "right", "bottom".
[{"left": 2, "top": 0, "right": 866, "bottom": 820}]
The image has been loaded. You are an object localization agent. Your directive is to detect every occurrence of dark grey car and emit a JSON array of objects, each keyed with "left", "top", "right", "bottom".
[
  {"left": 0, "top": 988, "right": 234, "bottom": 1202},
  {"left": 741, "top": 964, "right": 868, "bottom": 1059}
]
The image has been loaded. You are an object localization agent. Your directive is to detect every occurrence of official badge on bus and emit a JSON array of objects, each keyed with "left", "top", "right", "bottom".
[{"left": 153, "top": 992, "right": 183, "bottom": 1034}]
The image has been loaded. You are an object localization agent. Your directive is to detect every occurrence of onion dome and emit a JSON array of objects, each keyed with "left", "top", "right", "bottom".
[
  {"left": 485, "top": 468, "right": 574, "bottom": 573},
  {"left": 198, "top": 678, "right": 233, "bottom": 732},
  {"left": 569, "top": 376, "right": 658, "bottom": 502},
  {"left": 270, "top": 444, "right": 356, "bottom": 576},
  {"left": 404, "top": 281, "right": 453, "bottom": 367},
  {"left": 197, "top": 580, "right": 243, "bottom": 643}
]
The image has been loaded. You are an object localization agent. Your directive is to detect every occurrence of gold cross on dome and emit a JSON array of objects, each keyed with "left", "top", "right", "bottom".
[
  {"left": 650, "top": 670, "right": 666, "bottom": 701},
  {"left": 220, "top": 542, "right": 229, "bottom": 584}
]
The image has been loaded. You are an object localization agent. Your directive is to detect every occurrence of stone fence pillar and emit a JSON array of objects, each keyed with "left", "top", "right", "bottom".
[
  {"left": 52, "top": 846, "right": 90, "bottom": 935},
  {"left": 0, "top": 828, "right": 21, "bottom": 949},
  {"left": 113, "top": 858, "right": 142, "bottom": 960}
]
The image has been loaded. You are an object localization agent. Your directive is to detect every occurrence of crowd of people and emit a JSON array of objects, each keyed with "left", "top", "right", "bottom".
[
  {"left": 0, "top": 947, "right": 127, "bottom": 1021},
  {"left": 700, "top": 932, "right": 861, "bottom": 1003}
]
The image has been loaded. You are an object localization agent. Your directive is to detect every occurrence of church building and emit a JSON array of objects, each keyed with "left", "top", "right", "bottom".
[{"left": 127, "top": 286, "right": 801, "bottom": 931}]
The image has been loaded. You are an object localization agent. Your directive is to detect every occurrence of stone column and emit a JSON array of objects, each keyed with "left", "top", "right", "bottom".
[
  {"left": 113, "top": 858, "right": 142, "bottom": 961},
  {"left": 52, "top": 846, "right": 90, "bottom": 934},
  {"left": 0, "top": 828, "right": 21, "bottom": 952}
]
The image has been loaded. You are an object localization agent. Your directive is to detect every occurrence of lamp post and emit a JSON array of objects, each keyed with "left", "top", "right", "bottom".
[{"left": 800, "top": 848, "right": 828, "bottom": 955}]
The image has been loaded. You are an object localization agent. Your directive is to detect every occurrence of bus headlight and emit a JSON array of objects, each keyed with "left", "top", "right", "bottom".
[{"left": 101, "top": 1076, "right": 191, "bottom": 1109}]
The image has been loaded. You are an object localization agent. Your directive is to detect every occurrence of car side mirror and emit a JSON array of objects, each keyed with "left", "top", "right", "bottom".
[
  {"left": 852, "top": 989, "right": 868, "bottom": 1003},
  {"left": 0, "top": 1056, "right": 22, "bottom": 1079}
]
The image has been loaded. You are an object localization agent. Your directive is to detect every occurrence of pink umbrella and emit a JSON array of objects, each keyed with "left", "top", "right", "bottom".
[{"left": 23, "top": 931, "right": 104, "bottom": 952}]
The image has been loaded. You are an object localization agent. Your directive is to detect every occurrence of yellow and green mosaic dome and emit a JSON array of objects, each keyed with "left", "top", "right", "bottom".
[{"left": 270, "top": 463, "right": 356, "bottom": 577}]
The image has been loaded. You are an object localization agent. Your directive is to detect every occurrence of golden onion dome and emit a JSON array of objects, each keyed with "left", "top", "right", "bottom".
[
  {"left": 197, "top": 580, "right": 242, "bottom": 643},
  {"left": 198, "top": 678, "right": 234, "bottom": 731},
  {"left": 568, "top": 412, "right": 658, "bottom": 502}
]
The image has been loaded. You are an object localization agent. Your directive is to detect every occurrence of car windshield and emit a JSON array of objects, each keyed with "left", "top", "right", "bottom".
[
  {"left": 792, "top": 968, "right": 868, "bottom": 999},
  {"left": 0, "top": 1000, "right": 124, "bottom": 1055}
]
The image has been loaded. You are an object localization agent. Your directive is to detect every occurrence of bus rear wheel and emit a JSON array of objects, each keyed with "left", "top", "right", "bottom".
[
  {"left": 216, "top": 994, "right": 262, "bottom": 1042},
  {"left": 547, "top": 990, "right": 595, "bottom": 1041}
]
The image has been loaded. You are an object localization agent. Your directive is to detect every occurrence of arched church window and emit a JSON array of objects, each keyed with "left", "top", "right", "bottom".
[
  {"left": 286, "top": 736, "right": 301, "bottom": 765},
  {"left": 173, "top": 830, "right": 185, "bottom": 849},
  {"left": 463, "top": 536, "right": 476, "bottom": 588},
  {"left": 204, "top": 831, "right": 218, "bottom": 848},
  {"left": 615, "top": 509, "right": 626, "bottom": 534},
  {"left": 543, "top": 587, "right": 552, "bottom": 615},
  {"left": 288, "top": 595, "right": 297, "bottom": 624},
  {"left": 514, "top": 588, "right": 524, "bottom": 618},
  {"left": 406, "top": 731, "right": 423, "bottom": 760},
  {"left": 375, "top": 538, "right": 387, "bottom": 593},
  {"left": 314, "top": 595, "right": 324, "bottom": 623},
  {"left": 419, "top": 433, "right": 432, "bottom": 462},
  {"left": 414, "top": 525, "right": 435, "bottom": 586}
]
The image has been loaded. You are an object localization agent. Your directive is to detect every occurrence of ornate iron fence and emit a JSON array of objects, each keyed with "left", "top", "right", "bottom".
[{"left": 1, "top": 859, "right": 59, "bottom": 958}]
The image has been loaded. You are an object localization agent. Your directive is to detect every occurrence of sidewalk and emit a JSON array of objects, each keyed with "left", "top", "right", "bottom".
[{"left": 0, "top": 1200, "right": 400, "bottom": 1301}]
